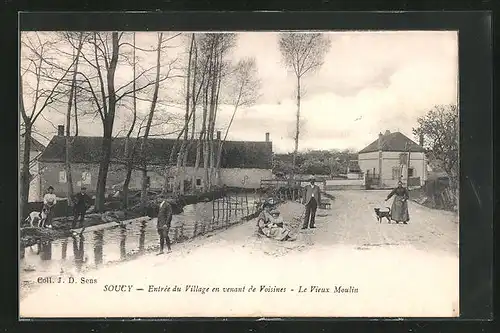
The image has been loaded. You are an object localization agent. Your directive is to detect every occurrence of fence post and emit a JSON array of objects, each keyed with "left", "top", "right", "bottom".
[{"left": 245, "top": 194, "right": 249, "bottom": 216}]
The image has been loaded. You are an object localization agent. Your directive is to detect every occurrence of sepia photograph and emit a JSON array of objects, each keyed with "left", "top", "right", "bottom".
[{"left": 19, "top": 29, "right": 459, "bottom": 318}]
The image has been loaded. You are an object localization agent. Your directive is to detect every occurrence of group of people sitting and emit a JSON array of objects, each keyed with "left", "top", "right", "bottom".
[{"left": 256, "top": 202, "right": 297, "bottom": 242}]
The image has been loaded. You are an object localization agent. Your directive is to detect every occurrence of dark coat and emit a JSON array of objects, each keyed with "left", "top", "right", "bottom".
[
  {"left": 157, "top": 200, "right": 173, "bottom": 229},
  {"left": 303, "top": 184, "right": 321, "bottom": 205},
  {"left": 73, "top": 193, "right": 93, "bottom": 211}
]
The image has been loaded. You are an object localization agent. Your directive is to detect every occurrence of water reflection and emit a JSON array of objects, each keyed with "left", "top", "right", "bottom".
[
  {"left": 73, "top": 236, "right": 85, "bottom": 272},
  {"left": 120, "top": 226, "right": 127, "bottom": 260},
  {"left": 93, "top": 231, "right": 104, "bottom": 267},
  {"left": 20, "top": 194, "right": 261, "bottom": 279},
  {"left": 139, "top": 221, "right": 146, "bottom": 254},
  {"left": 40, "top": 241, "right": 52, "bottom": 261},
  {"left": 61, "top": 239, "right": 68, "bottom": 260}
]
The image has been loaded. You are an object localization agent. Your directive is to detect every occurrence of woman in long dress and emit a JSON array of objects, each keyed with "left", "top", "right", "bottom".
[
  {"left": 385, "top": 181, "right": 410, "bottom": 224},
  {"left": 257, "top": 204, "right": 295, "bottom": 241}
]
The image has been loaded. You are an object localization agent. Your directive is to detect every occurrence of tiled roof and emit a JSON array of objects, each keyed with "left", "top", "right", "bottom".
[
  {"left": 358, "top": 131, "right": 425, "bottom": 154},
  {"left": 38, "top": 136, "right": 273, "bottom": 169}
]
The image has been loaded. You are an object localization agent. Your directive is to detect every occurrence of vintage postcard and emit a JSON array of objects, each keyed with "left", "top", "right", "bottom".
[{"left": 19, "top": 30, "right": 459, "bottom": 318}]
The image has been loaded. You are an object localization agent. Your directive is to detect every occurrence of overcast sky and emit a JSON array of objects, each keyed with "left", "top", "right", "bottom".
[{"left": 25, "top": 31, "right": 458, "bottom": 154}]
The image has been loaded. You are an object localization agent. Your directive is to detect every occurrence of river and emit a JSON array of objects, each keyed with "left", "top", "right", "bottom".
[{"left": 20, "top": 193, "right": 263, "bottom": 291}]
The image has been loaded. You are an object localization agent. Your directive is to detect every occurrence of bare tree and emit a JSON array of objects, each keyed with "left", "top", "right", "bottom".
[
  {"left": 74, "top": 32, "right": 180, "bottom": 211},
  {"left": 63, "top": 32, "right": 84, "bottom": 207},
  {"left": 121, "top": 32, "right": 138, "bottom": 209},
  {"left": 139, "top": 32, "right": 164, "bottom": 210},
  {"left": 193, "top": 33, "right": 236, "bottom": 191},
  {"left": 215, "top": 57, "right": 260, "bottom": 181},
  {"left": 173, "top": 34, "right": 195, "bottom": 195},
  {"left": 278, "top": 33, "right": 331, "bottom": 177},
  {"left": 20, "top": 32, "right": 78, "bottom": 218}
]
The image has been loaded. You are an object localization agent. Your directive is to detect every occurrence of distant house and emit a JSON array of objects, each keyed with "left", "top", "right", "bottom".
[
  {"left": 37, "top": 125, "right": 273, "bottom": 197},
  {"left": 358, "top": 130, "right": 427, "bottom": 188},
  {"left": 20, "top": 134, "right": 46, "bottom": 202}
]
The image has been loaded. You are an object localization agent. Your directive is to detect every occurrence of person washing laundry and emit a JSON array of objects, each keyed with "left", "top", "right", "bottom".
[{"left": 302, "top": 177, "right": 321, "bottom": 229}]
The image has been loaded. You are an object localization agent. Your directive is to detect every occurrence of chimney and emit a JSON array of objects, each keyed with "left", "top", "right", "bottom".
[
  {"left": 377, "top": 132, "right": 383, "bottom": 150},
  {"left": 419, "top": 133, "right": 424, "bottom": 147},
  {"left": 265, "top": 132, "right": 270, "bottom": 142},
  {"left": 57, "top": 125, "right": 64, "bottom": 136},
  {"left": 384, "top": 129, "right": 391, "bottom": 136},
  {"left": 216, "top": 131, "right": 221, "bottom": 140}
]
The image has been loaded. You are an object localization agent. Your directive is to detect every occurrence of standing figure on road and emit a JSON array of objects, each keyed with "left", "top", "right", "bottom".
[
  {"left": 385, "top": 181, "right": 410, "bottom": 224},
  {"left": 157, "top": 197, "right": 173, "bottom": 254},
  {"left": 42, "top": 186, "right": 57, "bottom": 228},
  {"left": 302, "top": 177, "right": 321, "bottom": 229},
  {"left": 72, "top": 187, "right": 92, "bottom": 229}
]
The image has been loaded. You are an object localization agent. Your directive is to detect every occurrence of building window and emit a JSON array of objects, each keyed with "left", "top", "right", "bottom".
[
  {"left": 392, "top": 167, "right": 401, "bottom": 180},
  {"left": 196, "top": 178, "right": 202, "bottom": 186},
  {"left": 82, "top": 172, "right": 92, "bottom": 185},
  {"left": 59, "top": 170, "right": 67, "bottom": 183},
  {"left": 408, "top": 167, "right": 415, "bottom": 177}
]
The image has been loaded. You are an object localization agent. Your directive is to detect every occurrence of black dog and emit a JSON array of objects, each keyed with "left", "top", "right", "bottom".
[{"left": 374, "top": 207, "right": 391, "bottom": 223}]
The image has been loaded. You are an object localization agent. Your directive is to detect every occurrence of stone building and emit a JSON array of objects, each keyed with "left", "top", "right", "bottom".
[{"left": 37, "top": 125, "right": 273, "bottom": 197}]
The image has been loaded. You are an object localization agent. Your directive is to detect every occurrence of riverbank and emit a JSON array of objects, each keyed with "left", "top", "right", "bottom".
[
  {"left": 20, "top": 188, "right": 255, "bottom": 248},
  {"left": 20, "top": 201, "right": 265, "bottom": 301}
]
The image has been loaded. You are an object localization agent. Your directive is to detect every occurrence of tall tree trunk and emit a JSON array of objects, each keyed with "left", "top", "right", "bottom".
[
  {"left": 140, "top": 33, "right": 162, "bottom": 208},
  {"left": 202, "top": 47, "right": 215, "bottom": 192},
  {"left": 95, "top": 32, "right": 120, "bottom": 212},
  {"left": 64, "top": 33, "right": 83, "bottom": 208},
  {"left": 292, "top": 75, "right": 301, "bottom": 180},
  {"left": 216, "top": 86, "right": 243, "bottom": 182},
  {"left": 21, "top": 124, "right": 32, "bottom": 219},
  {"left": 201, "top": 77, "right": 210, "bottom": 192},
  {"left": 122, "top": 32, "right": 137, "bottom": 209},
  {"left": 174, "top": 34, "right": 195, "bottom": 195},
  {"left": 19, "top": 71, "right": 30, "bottom": 219}
]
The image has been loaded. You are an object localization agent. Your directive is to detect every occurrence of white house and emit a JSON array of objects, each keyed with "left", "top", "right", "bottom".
[
  {"left": 20, "top": 134, "right": 46, "bottom": 201},
  {"left": 358, "top": 130, "right": 427, "bottom": 188}
]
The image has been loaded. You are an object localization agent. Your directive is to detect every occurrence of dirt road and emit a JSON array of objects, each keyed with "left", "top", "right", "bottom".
[
  {"left": 312, "top": 190, "right": 458, "bottom": 255},
  {"left": 20, "top": 190, "right": 459, "bottom": 318}
]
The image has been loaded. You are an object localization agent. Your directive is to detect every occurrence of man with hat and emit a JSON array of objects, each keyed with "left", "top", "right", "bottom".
[
  {"left": 72, "top": 187, "right": 93, "bottom": 229},
  {"left": 157, "top": 196, "right": 174, "bottom": 254},
  {"left": 302, "top": 176, "right": 321, "bottom": 229}
]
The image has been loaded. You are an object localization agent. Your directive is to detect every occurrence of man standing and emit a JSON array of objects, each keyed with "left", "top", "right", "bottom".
[
  {"left": 42, "top": 186, "right": 57, "bottom": 228},
  {"left": 302, "top": 177, "right": 321, "bottom": 229},
  {"left": 157, "top": 197, "right": 173, "bottom": 254},
  {"left": 72, "top": 187, "right": 92, "bottom": 229}
]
